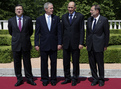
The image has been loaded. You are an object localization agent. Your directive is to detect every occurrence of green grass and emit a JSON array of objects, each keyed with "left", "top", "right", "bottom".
[{"left": 108, "top": 45, "right": 121, "bottom": 49}]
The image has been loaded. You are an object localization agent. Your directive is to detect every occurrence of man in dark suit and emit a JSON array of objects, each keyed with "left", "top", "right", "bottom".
[
  {"left": 86, "top": 5, "right": 109, "bottom": 86},
  {"left": 61, "top": 1, "right": 84, "bottom": 86},
  {"left": 8, "top": 5, "right": 36, "bottom": 86},
  {"left": 35, "top": 2, "right": 62, "bottom": 86}
]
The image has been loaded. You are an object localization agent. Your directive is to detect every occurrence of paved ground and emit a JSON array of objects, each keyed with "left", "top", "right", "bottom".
[
  {"left": 0, "top": 57, "right": 121, "bottom": 78},
  {"left": 0, "top": 57, "right": 121, "bottom": 69}
]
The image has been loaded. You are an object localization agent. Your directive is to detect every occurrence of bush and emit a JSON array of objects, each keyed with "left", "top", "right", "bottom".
[
  {"left": 0, "top": 46, "right": 13, "bottom": 63},
  {"left": 109, "top": 34, "right": 121, "bottom": 45},
  {"left": 0, "top": 35, "right": 11, "bottom": 46},
  {"left": 0, "top": 29, "right": 121, "bottom": 63},
  {"left": 110, "top": 29, "right": 121, "bottom": 34},
  {"left": 57, "top": 46, "right": 121, "bottom": 63},
  {"left": 30, "top": 46, "right": 40, "bottom": 58},
  {"left": 0, "top": 30, "right": 9, "bottom": 34}
]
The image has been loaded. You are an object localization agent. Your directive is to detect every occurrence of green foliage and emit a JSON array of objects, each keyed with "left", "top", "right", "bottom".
[
  {"left": 0, "top": 35, "right": 11, "bottom": 46},
  {"left": 0, "top": 46, "right": 13, "bottom": 63},
  {"left": 110, "top": 29, "right": 121, "bottom": 34},
  {"left": 1, "top": 29, "right": 121, "bottom": 63},
  {"left": 0, "top": 30, "right": 9, "bottom": 34},
  {"left": 0, "top": 0, "right": 47, "bottom": 20},
  {"left": 0, "top": 0, "right": 120, "bottom": 20},
  {"left": 104, "top": 48, "right": 121, "bottom": 63},
  {"left": 57, "top": 47, "right": 121, "bottom": 63},
  {"left": 109, "top": 34, "right": 121, "bottom": 45},
  {"left": 30, "top": 46, "right": 40, "bottom": 58},
  {"left": 55, "top": 0, "right": 116, "bottom": 19}
]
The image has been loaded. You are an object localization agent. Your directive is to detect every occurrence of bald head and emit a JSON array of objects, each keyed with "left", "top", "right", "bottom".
[
  {"left": 68, "top": 1, "right": 76, "bottom": 7},
  {"left": 68, "top": 1, "right": 76, "bottom": 14}
]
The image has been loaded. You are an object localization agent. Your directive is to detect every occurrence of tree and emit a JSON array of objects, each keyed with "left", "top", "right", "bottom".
[{"left": 0, "top": 0, "right": 121, "bottom": 20}]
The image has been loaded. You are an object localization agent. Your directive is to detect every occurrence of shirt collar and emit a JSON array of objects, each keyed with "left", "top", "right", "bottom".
[
  {"left": 94, "top": 14, "right": 100, "bottom": 21},
  {"left": 45, "top": 13, "right": 51, "bottom": 18},
  {"left": 69, "top": 11, "right": 75, "bottom": 16},
  {"left": 16, "top": 15, "right": 23, "bottom": 20}
]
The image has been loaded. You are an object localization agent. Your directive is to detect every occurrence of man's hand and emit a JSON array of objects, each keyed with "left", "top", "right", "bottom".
[
  {"left": 104, "top": 47, "right": 107, "bottom": 51},
  {"left": 35, "top": 46, "right": 39, "bottom": 51},
  {"left": 79, "top": 45, "right": 83, "bottom": 49},
  {"left": 58, "top": 45, "right": 62, "bottom": 50}
]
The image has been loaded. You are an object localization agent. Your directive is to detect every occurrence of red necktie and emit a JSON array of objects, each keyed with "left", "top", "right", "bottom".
[{"left": 19, "top": 18, "right": 21, "bottom": 31}]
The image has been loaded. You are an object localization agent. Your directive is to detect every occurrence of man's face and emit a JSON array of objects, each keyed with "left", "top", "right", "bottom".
[
  {"left": 15, "top": 6, "right": 23, "bottom": 17},
  {"left": 68, "top": 2, "right": 76, "bottom": 14},
  {"left": 90, "top": 6, "right": 98, "bottom": 17},
  {"left": 45, "top": 4, "right": 54, "bottom": 15}
]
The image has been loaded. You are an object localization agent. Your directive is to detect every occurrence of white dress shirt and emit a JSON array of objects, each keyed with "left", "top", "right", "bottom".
[
  {"left": 92, "top": 14, "right": 100, "bottom": 29},
  {"left": 69, "top": 11, "right": 75, "bottom": 19},
  {"left": 45, "top": 14, "right": 52, "bottom": 26},
  {"left": 16, "top": 15, "right": 23, "bottom": 28}
]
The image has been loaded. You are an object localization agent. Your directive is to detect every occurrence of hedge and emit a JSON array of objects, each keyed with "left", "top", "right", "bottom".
[
  {"left": 1, "top": 34, "right": 121, "bottom": 46},
  {"left": 0, "top": 35, "right": 11, "bottom": 46},
  {"left": 110, "top": 29, "right": 121, "bottom": 34},
  {"left": 0, "top": 30, "right": 9, "bottom": 34},
  {"left": 0, "top": 46, "right": 121, "bottom": 63},
  {"left": 57, "top": 47, "right": 121, "bottom": 63},
  {"left": 0, "top": 46, "right": 13, "bottom": 63},
  {"left": 0, "top": 45, "right": 40, "bottom": 63},
  {"left": 0, "top": 30, "right": 121, "bottom": 63}
]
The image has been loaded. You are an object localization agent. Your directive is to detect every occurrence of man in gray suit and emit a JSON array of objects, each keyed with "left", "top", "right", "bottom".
[
  {"left": 61, "top": 1, "right": 84, "bottom": 86},
  {"left": 86, "top": 5, "right": 109, "bottom": 86}
]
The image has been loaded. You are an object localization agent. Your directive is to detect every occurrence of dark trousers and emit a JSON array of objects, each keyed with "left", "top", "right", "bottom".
[
  {"left": 63, "top": 47, "right": 80, "bottom": 81},
  {"left": 13, "top": 49, "right": 33, "bottom": 81},
  {"left": 88, "top": 50, "right": 104, "bottom": 82},
  {"left": 40, "top": 50, "right": 57, "bottom": 83}
]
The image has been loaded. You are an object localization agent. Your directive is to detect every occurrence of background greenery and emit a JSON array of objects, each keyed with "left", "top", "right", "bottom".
[
  {"left": 0, "top": 29, "right": 121, "bottom": 63},
  {"left": 0, "top": 0, "right": 121, "bottom": 20},
  {"left": 0, "top": 0, "right": 121, "bottom": 63}
]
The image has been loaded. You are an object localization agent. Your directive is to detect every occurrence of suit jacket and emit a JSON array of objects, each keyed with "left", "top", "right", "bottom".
[
  {"left": 86, "top": 15, "right": 109, "bottom": 52},
  {"left": 8, "top": 16, "right": 33, "bottom": 51},
  {"left": 62, "top": 12, "right": 84, "bottom": 49},
  {"left": 35, "top": 14, "right": 62, "bottom": 51}
]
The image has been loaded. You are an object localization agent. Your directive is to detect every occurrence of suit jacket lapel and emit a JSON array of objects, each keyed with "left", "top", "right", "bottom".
[
  {"left": 50, "top": 14, "right": 54, "bottom": 32},
  {"left": 43, "top": 15, "right": 50, "bottom": 32},
  {"left": 13, "top": 16, "right": 19, "bottom": 31},
  {"left": 66, "top": 13, "right": 70, "bottom": 25},
  {"left": 22, "top": 16, "right": 26, "bottom": 32},
  {"left": 89, "top": 17, "right": 93, "bottom": 32}
]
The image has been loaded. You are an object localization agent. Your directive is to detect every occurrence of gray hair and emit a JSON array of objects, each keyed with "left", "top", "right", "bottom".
[{"left": 44, "top": 2, "right": 53, "bottom": 9}]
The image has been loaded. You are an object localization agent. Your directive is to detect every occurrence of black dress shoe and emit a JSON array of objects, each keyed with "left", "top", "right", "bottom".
[
  {"left": 72, "top": 81, "right": 77, "bottom": 86},
  {"left": 27, "top": 79, "right": 36, "bottom": 86},
  {"left": 61, "top": 79, "right": 71, "bottom": 84},
  {"left": 42, "top": 82, "right": 49, "bottom": 86},
  {"left": 99, "top": 80, "right": 104, "bottom": 86},
  {"left": 91, "top": 81, "right": 98, "bottom": 86},
  {"left": 51, "top": 81, "right": 56, "bottom": 86},
  {"left": 15, "top": 80, "right": 23, "bottom": 86}
]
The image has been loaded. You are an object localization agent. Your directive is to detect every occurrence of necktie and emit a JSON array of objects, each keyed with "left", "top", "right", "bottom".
[
  {"left": 47, "top": 16, "right": 51, "bottom": 31},
  {"left": 19, "top": 18, "right": 21, "bottom": 31},
  {"left": 69, "top": 14, "right": 73, "bottom": 24},
  {"left": 92, "top": 19, "right": 96, "bottom": 30}
]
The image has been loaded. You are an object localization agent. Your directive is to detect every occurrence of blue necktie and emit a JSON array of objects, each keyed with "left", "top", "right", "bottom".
[
  {"left": 92, "top": 19, "right": 96, "bottom": 30},
  {"left": 47, "top": 16, "right": 51, "bottom": 31},
  {"left": 69, "top": 14, "right": 73, "bottom": 24}
]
